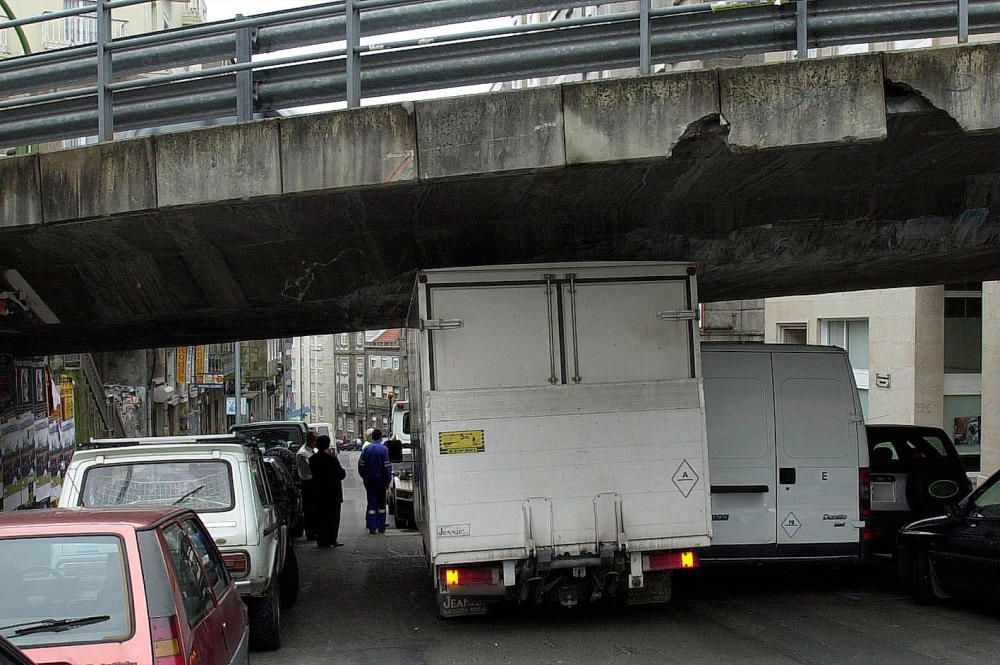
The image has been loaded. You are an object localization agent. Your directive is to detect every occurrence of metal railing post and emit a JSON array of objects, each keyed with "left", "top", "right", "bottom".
[
  {"left": 795, "top": 0, "right": 808, "bottom": 59},
  {"left": 345, "top": 0, "right": 360, "bottom": 107},
  {"left": 639, "top": 0, "right": 651, "bottom": 74},
  {"left": 96, "top": 0, "right": 113, "bottom": 140},
  {"left": 958, "top": 0, "right": 969, "bottom": 43},
  {"left": 235, "top": 13, "right": 253, "bottom": 122}
]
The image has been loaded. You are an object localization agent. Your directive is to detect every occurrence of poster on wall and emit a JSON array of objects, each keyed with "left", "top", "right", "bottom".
[
  {"left": 954, "top": 416, "right": 981, "bottom": 446},
  {"left": 32, "top": 417, "right": 50, "bottom": 505}
]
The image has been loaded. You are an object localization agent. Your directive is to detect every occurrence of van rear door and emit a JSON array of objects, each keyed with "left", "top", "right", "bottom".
[
  {"left": 703, "top": 350, "right": 778, "bottom": 557},
  {"left": 772, "top": 352, "right": 862, "bottom": 556}
]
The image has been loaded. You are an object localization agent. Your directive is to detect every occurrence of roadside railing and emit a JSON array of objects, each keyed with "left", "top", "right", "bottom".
[
  {"left": 0, "top": 0, "right": 997, "bottom": 148},
  {"left": 41, "top": 12, "right": 128, "bottom": 51}
]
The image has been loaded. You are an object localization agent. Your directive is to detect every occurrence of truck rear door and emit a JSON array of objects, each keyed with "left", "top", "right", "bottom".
[
  {"left": 703, "top": 350, "right": 778, "bottom": 557},
  {"left": 772, "top": 352, "right": 862, "bottom": 555}
]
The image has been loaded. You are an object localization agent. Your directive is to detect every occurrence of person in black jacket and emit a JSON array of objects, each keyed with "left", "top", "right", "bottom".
[{"left": 309, "top": 435, "right": 347, "bottom": 548}]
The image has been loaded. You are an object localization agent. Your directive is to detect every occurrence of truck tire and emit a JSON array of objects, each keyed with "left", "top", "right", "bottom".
[
  {"left": 279, "top": 546, "right": 300, "bottom": 609},
  {"left": 912, "top": 550, "right": 939, "bottom": 605},
  {"left": 248, "top": 576, "right": 281, "bottom": 651}
]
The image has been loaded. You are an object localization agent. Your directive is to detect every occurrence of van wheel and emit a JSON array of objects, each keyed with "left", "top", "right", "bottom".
[
  {"left": 912, "top": 550, "right": 939, "bottom": 605},
  {"left": 248, "top": 576, "right": 281, "bottom": 651},
  {"left": 279, "top": 547, "right": 300, "bottom": 609}
]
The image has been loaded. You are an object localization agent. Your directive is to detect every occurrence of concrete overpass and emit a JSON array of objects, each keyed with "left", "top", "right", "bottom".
[{"left": 3, "top": 43, "right": 1000, "bottom": 354}]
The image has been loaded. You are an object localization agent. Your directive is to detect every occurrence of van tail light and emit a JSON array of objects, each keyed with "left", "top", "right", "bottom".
[
  {"left": 645, "top": 550, "right": 699, "bottom": 571},
  {"left": 150, "top": 616, "right": 183, "bottom": 665},
  {"left": 439, "top": 566, "right": 499, "bottom": 588},
  {"left": 860, "top": 467, "right": 872, "bottom": 518},
  {"left": 222, "top": 551, "right": 250, "bottom": 578}
]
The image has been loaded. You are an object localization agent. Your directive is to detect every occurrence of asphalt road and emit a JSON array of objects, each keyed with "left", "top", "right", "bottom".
[{"left": 258, "top": 452, "right": 1000, "bottom": 665}]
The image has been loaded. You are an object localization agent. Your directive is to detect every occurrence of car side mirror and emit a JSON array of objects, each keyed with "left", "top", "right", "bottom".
[{"left": 386, "top": 439, "right": 404, "bottom": 464}]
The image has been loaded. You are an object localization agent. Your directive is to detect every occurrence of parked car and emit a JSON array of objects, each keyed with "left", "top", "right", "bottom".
[
  {"left": 0, "top": 506, "right": 248, "bottom": 665},
  {"left": 230, "top": 421, "right": 309, "bottom": 453},
  {"left": 897, "top": 466, "right": 1000, "bottom": 604},
  {"left": 60, "top": 435, "right": 299, "bottom": 651},
  {"left": 866, "top": 425, "right": 971, "bottom": 555},
  {"left": 263, "top": 453, "right": 305, "bottom": 540}
]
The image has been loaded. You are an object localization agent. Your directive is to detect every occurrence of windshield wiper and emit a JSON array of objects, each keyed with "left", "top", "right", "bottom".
[
  {"left": 173, "top": 485, "right": 205, "bottom": 505},
  {"left": 1, "top": 615, "right": 110, "bottom": 637}
]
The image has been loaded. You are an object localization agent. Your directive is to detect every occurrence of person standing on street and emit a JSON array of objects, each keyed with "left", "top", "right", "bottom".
[
  {"left": 357, "top": 428, "right": 392, "bottom": 534},
  {"left": 309, "top": 435, "right": 347, "bottom": 548},
  {"left": 296, "top": 431, "right": 318, "bottom": 541},
  {"left": 362, "top": 427, "right": 375, "bottom": 451}
]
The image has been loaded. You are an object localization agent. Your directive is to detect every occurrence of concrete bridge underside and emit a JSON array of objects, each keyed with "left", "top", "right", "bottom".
[{"left": 3, "top": 44, "right": 1000, "bottom": 354}]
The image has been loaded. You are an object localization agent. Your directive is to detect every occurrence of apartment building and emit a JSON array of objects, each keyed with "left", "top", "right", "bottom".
[{"left": 365, "top": 329, "right": 408, "bottom": 435}]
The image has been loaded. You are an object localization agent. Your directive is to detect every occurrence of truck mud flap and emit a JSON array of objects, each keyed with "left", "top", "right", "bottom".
[
  {"left": 438, "top": 595, "right": 489, "bottom": 618},
  {"left": 625, "top": 571, "right": 672, "bottom": 606}
]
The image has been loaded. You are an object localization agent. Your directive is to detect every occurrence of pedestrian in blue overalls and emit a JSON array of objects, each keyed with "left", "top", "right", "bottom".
[{"left": 357, "top": 428, "right": 392, "bottom": 534}]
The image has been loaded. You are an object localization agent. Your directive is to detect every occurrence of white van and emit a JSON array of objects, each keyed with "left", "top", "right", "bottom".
[{"left": 701, "top": 344, "right": 870, "bottom": 564}]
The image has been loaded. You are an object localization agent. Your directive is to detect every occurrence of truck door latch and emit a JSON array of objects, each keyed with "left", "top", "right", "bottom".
[{"left": 421, "top": 318, "right": 464, "bottom": 331}]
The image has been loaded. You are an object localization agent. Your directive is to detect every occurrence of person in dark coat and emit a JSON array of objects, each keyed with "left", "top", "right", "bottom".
[{"left": 309, "top": 435, "right": 347, "bottom": 548}]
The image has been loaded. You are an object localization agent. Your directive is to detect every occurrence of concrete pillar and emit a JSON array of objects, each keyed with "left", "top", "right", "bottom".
[
  {"left": 981, "top": 281, "right": 1000, "bottom": 476},
  {"left": 912, "top": 287, "right": 945, "bottom": 427}
]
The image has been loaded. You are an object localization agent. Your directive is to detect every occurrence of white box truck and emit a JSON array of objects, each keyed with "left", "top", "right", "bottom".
[{"left": 404, "top": 262, "right": 712, "bottom": 617}]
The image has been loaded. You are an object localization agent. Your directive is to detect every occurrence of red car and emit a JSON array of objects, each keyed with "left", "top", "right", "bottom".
[{"left": 0, "top": 507, "right": 248, "bottom": 665}]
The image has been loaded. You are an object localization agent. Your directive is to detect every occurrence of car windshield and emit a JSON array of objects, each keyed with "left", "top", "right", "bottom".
[
  {"left": 0, "top": 535, "right": 131, "bottom": 648},
  {"left": 80, "top": 461, "right": 234, "bottom": 512}
]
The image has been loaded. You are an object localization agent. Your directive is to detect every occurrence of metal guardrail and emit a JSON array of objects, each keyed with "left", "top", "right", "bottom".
[{"left": 0, "top": 0, "right": 996, "bottom": 147}]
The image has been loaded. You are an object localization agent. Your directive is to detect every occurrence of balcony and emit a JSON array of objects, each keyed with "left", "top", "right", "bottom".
[{"left": 41, "top": 13, "right": 128, "bottom": 50}]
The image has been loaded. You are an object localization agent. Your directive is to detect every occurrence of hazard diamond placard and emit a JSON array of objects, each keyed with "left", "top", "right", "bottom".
[{"left": 672, "top": 459, "right": 699, "bottom": 498}]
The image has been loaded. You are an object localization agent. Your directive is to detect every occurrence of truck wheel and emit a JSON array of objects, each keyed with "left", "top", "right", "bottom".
[
  {"left": 912, "top": 550, "right": 939, "bottom": 605},
  {"left": 279, "top": 547, "right": 300, "bottom": 609},
  {"left": 248, "top": 576, "right": 281, "bottom": 651}
]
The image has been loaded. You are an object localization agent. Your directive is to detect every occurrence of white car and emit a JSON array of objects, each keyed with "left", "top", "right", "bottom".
[{"left": 59, "top": 435, "right": 299, "bottom": 651}]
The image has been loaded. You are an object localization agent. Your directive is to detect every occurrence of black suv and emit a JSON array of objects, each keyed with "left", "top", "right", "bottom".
[{"left": 866, "top": 424, "right": 971, "bottom": 555}]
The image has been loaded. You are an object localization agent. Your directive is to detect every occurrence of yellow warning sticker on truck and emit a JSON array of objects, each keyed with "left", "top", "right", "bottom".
[{"left": 439, "top": 430, "right": 485, "bottom": 455}]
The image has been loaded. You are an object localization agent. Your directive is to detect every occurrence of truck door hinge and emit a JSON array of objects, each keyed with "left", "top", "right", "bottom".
[
  {"left": 420, "top": 318, "right": 464, "bottom": 331},
  {"left": 656, "top": 310, "right": 699, "bottom": 322}
]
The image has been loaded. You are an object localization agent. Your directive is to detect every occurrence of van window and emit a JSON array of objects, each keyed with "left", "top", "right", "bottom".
[
  {"left": 704, "top": 378, "right": 769, "bottom": 459},
  {"left": 402, "top": 412, "right": 411, "bottom": 435},
  {"left": 81, "top": 461, "right": 234, "bottom": 512},
  {"left": 162, "top": 524, "right": 215, "bottom": 628},
  {"left": 780, "top": 379, "right": 849, "bottom": 459}
]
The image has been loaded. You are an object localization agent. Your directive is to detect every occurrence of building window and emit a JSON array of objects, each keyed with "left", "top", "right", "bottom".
[
  {"left": 381, "top": 356, "right": 391, "bottom": 370},
  {"left": 347, "top": 420, "right": 354, "bottom": 433},
  {"left": 823, "top": 319, "right": 870, "bottom": 417},
  {"left": 370, "top": 356, "right": 378, "bottom": 369},
  {"left": 341, "top": 387, "right": 349, "bottom": 407},
  {"left": 357, "top": 387, "right": 365, "bottom": 406},
  {"left": 777, "top": 323, "right": 807, "bottom": 345},
  {"left": 356, "top": 332, "right": 365, "bottom": 347},
  {"left": 392, "top": 357, "right": 400, "bottom": 370},
  {"left": 318, "top": 407, "right": 324, "bottom": 416},
  {"left": 339, "top": 358, "right": 349, "bottom": 375},
  {"left": 337, "top": 415, "right": 345, "bottom": 430},
  {"left": 370, "top": 384, "right": 379, "bottom": 398},
  {"left": 339, "top": 333, "right": 349, "bottom": 347},
  {"left": 356, "top": 358, "right": 364, "bottom": 377},
  {"left": 945, "top": 287, "right": 982, "bottom": 374}
]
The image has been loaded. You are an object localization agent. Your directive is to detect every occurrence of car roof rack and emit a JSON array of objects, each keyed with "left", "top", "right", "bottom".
[{"left": 80, "top": 433, "right": 257, "bottom": 451}]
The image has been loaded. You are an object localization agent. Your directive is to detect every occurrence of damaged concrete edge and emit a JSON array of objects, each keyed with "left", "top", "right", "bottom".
[{"left": 882, "top": 44, "right": 1000, "bottom": 134}]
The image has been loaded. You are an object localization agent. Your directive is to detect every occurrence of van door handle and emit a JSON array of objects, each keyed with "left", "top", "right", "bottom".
[{"left": 779, "top": 468, "right": 796, "bottom": 484}]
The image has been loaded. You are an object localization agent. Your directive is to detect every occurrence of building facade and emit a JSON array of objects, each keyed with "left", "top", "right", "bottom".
[
  {"left": 364, "top": 329, "right": 408, "bottom": 435},
  {"left": 765, "top": 282, "right": 999, "bottom": 476},
  {"left": 332, "top": 331, "right": 368, "bottom": 440}
]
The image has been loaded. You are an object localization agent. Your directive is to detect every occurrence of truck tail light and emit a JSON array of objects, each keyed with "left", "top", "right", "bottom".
[
  {"left": 439, "top": 566, "right": 499, "bottom": 588},
  {"left": 645, "top": 550, "right": 699, "bottom": 571},
  {"left": 860, "top": 467, "right": 871, "bottom": 518},
  {"left": 222, "top": 551, "right": 250, "bottom": 577},
  {"left": 150, "top": 616, "right": 183, "bottom": 665}
]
